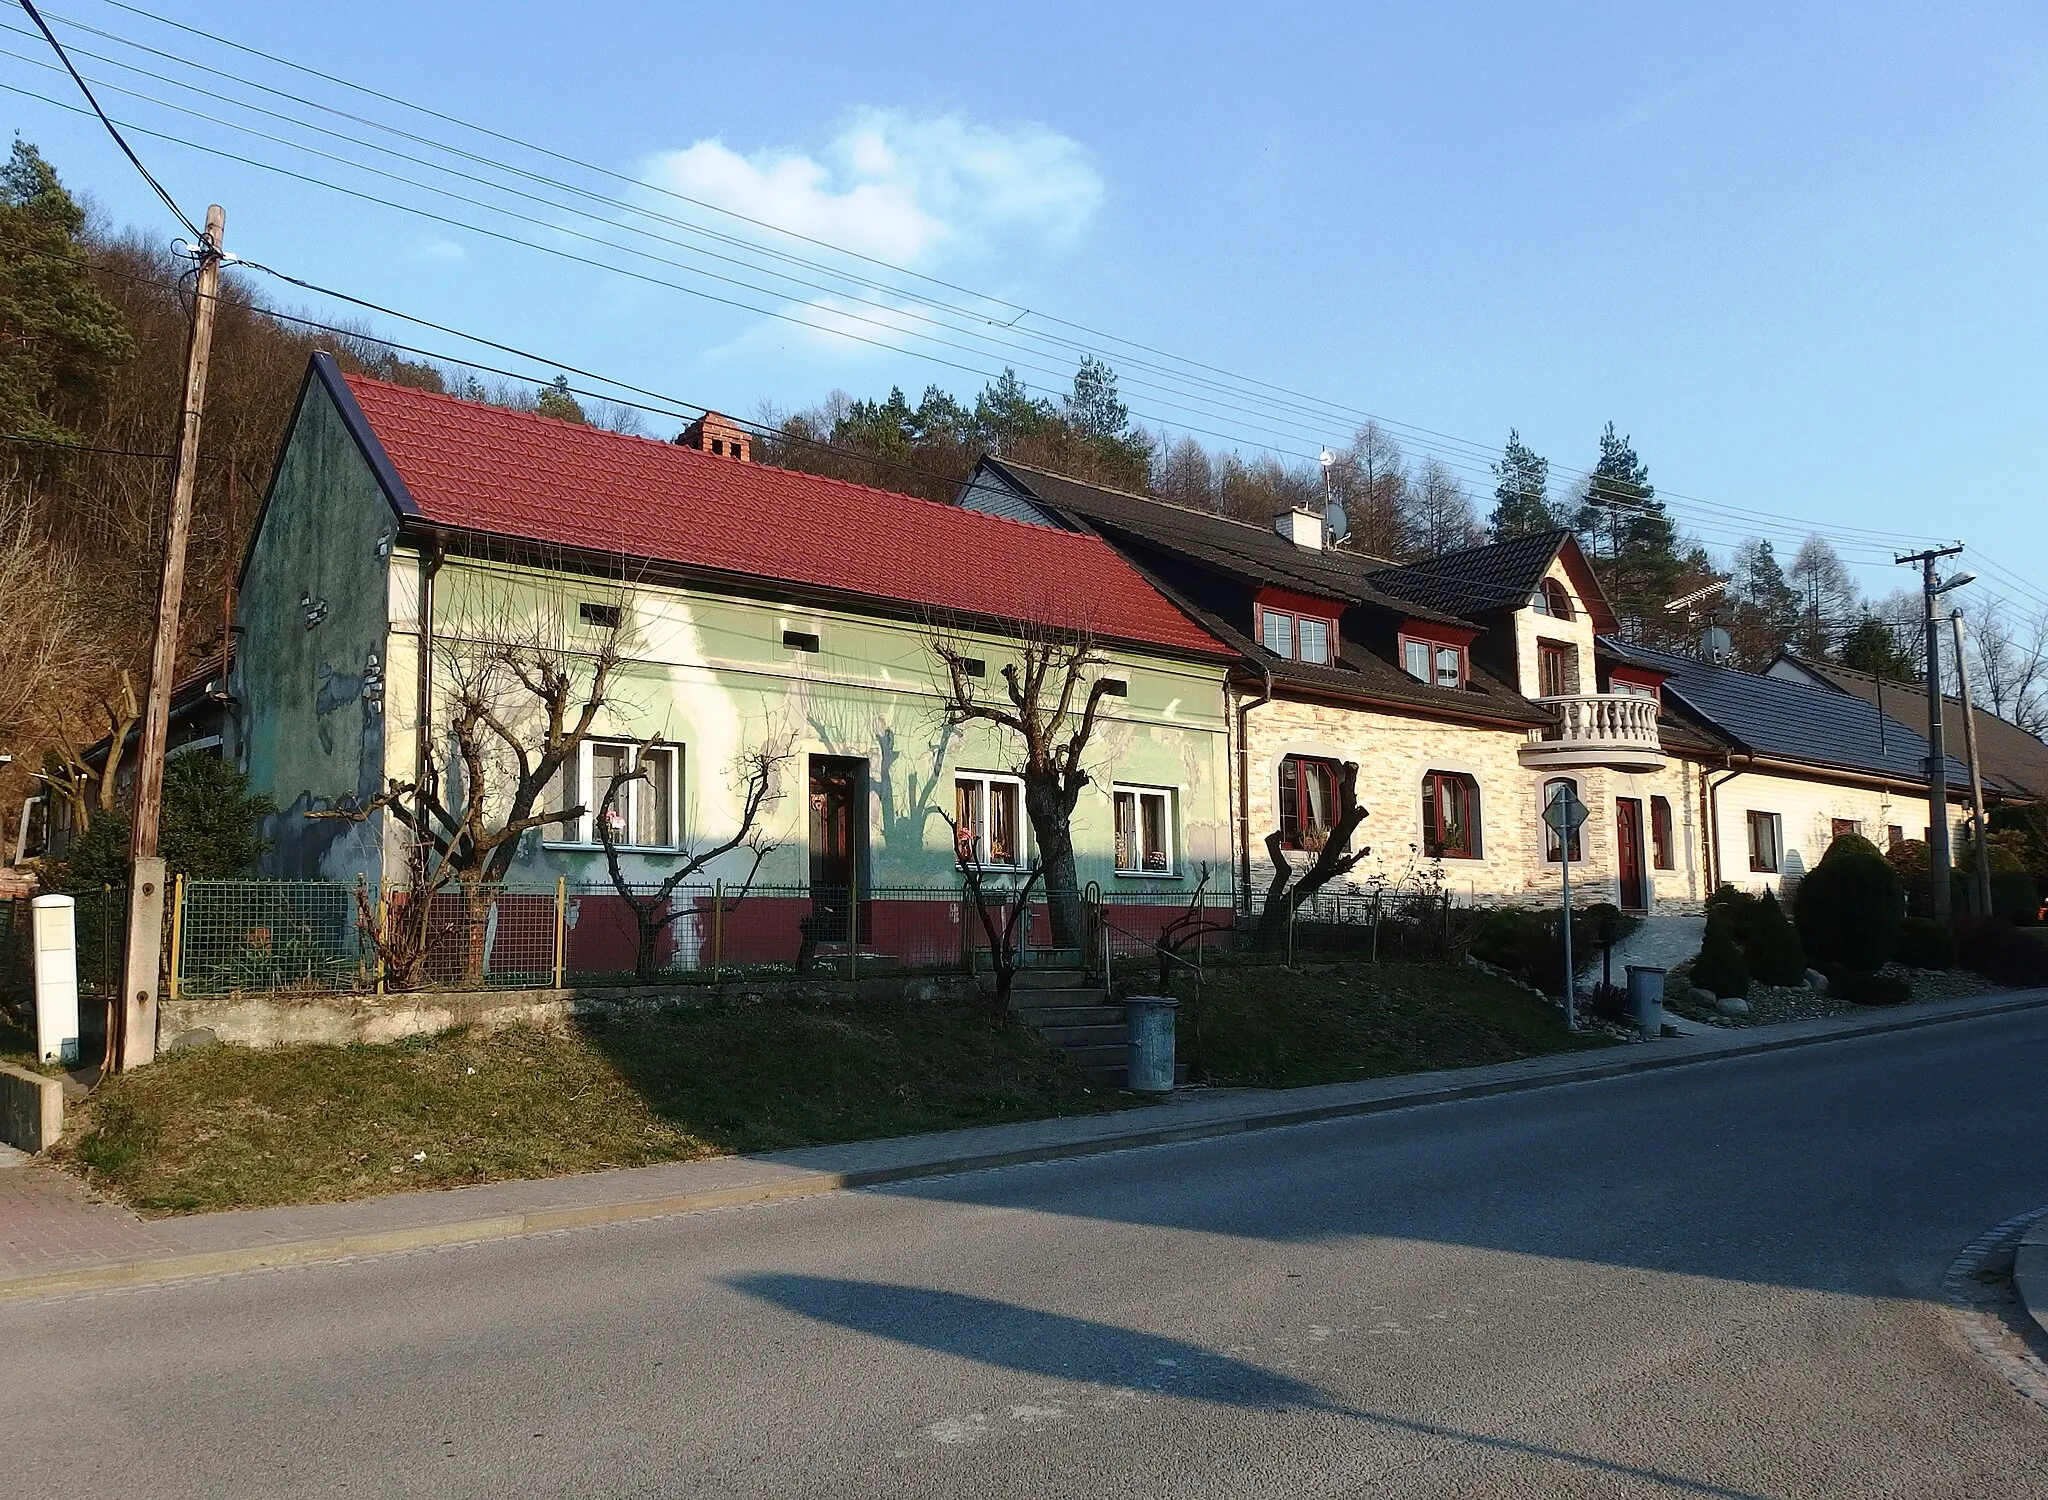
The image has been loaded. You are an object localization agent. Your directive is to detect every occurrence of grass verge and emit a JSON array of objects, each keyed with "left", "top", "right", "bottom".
[
  {"left": 1180, "top": 960, "right": 1612, "bottom": 1088},
  {"left": 59, "top": 996, "right": 1125, "bottom": 1215}
]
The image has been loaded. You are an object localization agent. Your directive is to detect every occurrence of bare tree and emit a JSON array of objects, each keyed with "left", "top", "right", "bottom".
[
  {"left": 38, "top": 670, "right": 138, "bottom": 837},
  {"left": 1404, "top": 456, "right": 1485, "bottom": 559},
  {"left": 595, "top": 734, "right": 792, "bottom": 981},
  {"left": 1150, "top": 433, "right": 1217, "bottom": 511},
  {"left": 1255, "top": 760, "right": 1371, "bottom": 947},
  {"left": 1328, "top": 422, "right": 1410, "bottom": 560},
  {"left": 1140, "top": 862, "right": 1235, "bottom": 992},
  {"left": 955, "top": 836, "right": 1046, "bottom": 1019},
  {"left": 314, "top": 574, "right": 627, "bottom": 987},
  {"left": 934, "top": 624, "right": 1114, "bottom": 951},
  {"left": 1966, "top": 596, "right": 2048, "bottom": 737}
]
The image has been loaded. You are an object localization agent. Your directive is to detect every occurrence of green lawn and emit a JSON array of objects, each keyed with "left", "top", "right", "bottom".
[
  {"left": 1180, "top": 960, "right": 1612, "bottom": 1088},
  {"left": 61, "top": 997, "right": 1125, "bottom": 1215}
]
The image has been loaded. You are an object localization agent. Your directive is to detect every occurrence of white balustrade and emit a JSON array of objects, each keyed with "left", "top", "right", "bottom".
[{"left": 1520, "top": 693, "right": 1666, "bottom": 771}]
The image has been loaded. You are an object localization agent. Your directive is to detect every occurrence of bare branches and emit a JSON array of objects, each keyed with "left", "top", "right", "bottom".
[{"left": 596, "top": 732, "right": 792, "bottom": 981}]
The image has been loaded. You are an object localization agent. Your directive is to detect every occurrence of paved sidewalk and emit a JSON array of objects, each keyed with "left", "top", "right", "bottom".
[{"left": 4, "top": 985, "right": 2044, "bottom": 1303}]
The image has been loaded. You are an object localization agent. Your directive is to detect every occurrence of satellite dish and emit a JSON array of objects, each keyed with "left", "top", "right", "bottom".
[
  {"left": 1325, "top": 502, "right": 1349, "bottom": 542},
  {"left": 1700, "top": 625, "right": 1732, "bottom": 663},
  {"left": 1318, "top": 448, "right": 1337, "bottom": 469}
]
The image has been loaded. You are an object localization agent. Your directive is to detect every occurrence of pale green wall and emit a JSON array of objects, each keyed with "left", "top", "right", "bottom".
[{"left": 382, "top": 555, "right": 1235, "bottom": 895}]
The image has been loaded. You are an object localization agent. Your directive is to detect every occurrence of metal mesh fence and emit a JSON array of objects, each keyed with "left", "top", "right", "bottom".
[
  {"left": 70, "top": 886, "right": 128, "bottom": 1000},
  {"left": 175, "top": 880, "right": 373, "bottom": 996},
  {"left": 161, "top": 876, "right": 1249, "bottom": 994}
]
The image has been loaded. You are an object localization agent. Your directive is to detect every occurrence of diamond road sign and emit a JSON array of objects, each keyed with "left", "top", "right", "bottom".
[{"left": 1542, "top": 782, "right": 1589, "bottom": 835}]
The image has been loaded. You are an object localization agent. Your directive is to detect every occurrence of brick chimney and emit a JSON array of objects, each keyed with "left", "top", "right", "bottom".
[{"left": 676, "top": 411, "right": 751, "bottom": 462}]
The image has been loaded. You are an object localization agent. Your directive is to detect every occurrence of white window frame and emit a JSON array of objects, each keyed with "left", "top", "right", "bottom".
[
  {"left": 1296, "top": 616, "right": 1331, "bottom": 666},
  {"left": 1403, "top": 638, "right": 1431, "bottom": 682},
  {"left": 1112, "top": 783, "right": 1177, "bottom": 877},
  {"left": 545, "top": 738, "right": 682, "bottom": 849},
  {"left": 955, "top": 771, "right": 1028, "bottom": 870}
]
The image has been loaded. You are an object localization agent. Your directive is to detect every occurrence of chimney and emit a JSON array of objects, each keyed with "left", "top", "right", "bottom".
[
  {"left": 676, "top": 411, "right": 752, "bottom": 462},
  {"left": 1273, "top": 505, "right": 1324, "bottom": 550}
]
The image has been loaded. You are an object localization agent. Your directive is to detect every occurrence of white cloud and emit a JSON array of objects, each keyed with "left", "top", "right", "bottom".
[
  {"left": 415, "top": 238, "right": 466, "bottom": 263},
  {"left": 640, "top": 109, "right": 1103, "bottom": 270}
]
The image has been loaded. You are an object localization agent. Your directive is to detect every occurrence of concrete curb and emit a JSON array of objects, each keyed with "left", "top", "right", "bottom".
[
  {"left": 2017, "top": 1218, "right": 2048, "bottom": 1345},
  {"left": 5, "top": 987, "right": 2046, "bottom": 1304}
]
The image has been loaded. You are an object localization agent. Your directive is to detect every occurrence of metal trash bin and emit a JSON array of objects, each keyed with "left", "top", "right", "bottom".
[
  {"left": 1124, "top": 994, "right": 1178, "bottom": 1093},
  {"left": 1625, "top": 965, "right": 1666, "bottom": 1035}
]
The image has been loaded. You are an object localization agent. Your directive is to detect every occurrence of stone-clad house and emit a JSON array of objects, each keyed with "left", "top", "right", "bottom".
[
  {"left": 960, "top": 458, "right": 1706, "bottom": 914},
  {"left": 958, "top": 458, "right": 2007, "bottom": 916}
]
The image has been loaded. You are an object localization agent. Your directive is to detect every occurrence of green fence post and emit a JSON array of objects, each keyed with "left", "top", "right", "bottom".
[{"left": 712, "top": 878, "right": 724, "bottom": 982}]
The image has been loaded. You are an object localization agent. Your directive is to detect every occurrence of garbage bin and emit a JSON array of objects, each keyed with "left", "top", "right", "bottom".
[
  {"left": 1124, "top": 994, "right": 1178, "bottom": 1093},
  {"left": 1625, "top": 965, "right": 1666, "bottom": 1035}
]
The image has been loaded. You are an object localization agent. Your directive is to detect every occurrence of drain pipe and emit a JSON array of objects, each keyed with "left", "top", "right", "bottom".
[
  {"left": 1234, "top": 663, "right": 1273, "bottom": 918},
  {"left": 1702, "top": 752, "right": 1751, "bottom": 893},
  {"left": 414, "top": 538, "right": 446, "bottom": 829}
]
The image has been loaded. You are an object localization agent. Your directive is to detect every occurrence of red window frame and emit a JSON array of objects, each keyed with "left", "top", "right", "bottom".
[
  {"left": 1278, "top": 755, "right": 1342, "bottom": 851},
  {"left": 1747, "top": 810, "right": 1781, "bottom": 873},
  {"left": 1421, "top": 770, "right": 1480, "bottom": 859},
  {"left": 1650, "top": 796, "right": 1674, "bottom": 871},
  {"left": 1399, "top": 634, "right": 1466, "bottom": 689},
  {"left": 1543, "top": 777, "right": 1583, "bottom": 862}
]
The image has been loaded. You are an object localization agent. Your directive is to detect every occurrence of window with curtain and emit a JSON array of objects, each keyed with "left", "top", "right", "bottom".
[
  {"left": 1113, "top": 785, "right": 1175, "bottom": 874},
  {"left": 1421, "top": 770, "right": 1480, "bottom": 859},
  {"left": 1543, "top": 777, "right": 1583, "bottom": 862},
  {"left": 549, "top": 739, "right": 680, "bottom": 848},
  {"left": 1747, "top": 810, "right": 1782, "bottom": 873},
  {"left": 1278, "top": 756, "right": 1341, "bottom": 851},
  {"left": 955, "top": 773, "right": 1025, "bottom": 868},
  {"left": 1261, "top": 609, "right": 1295, "bottom": 658},
  {"left": 1651, "top": 796, "right": 1674, "bottom": 870}
]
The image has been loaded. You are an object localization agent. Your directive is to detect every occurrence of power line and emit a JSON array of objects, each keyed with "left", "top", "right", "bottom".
[
  {"left": 17, "top": 3, "right": 1968, "bottom": 551},
  {"left": 15, "top": 0, "right": 197, "bottom": 236}
]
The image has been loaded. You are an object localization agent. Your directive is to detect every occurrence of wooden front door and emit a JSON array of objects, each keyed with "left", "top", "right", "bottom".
[
  {"left": 1615, "top": 797, "right": 1648, "bottom": 913},
  {"left": 808, "top": 756, "right": 867, "bottom": 940}
]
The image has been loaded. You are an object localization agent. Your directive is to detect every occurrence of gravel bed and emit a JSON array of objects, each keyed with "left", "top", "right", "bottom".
[{"left": 1664, "top": 960, "right": 2007, "bottom": 1029}]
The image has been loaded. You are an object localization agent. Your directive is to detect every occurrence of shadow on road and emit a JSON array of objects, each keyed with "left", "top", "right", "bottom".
[{"left": 726, "top": 1274, "right": 1773, "bottom": 1498}]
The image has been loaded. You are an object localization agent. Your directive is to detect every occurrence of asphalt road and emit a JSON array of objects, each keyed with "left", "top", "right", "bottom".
[{"left": 10, "top": 1009, "right": 2048, "bottom": 1499}]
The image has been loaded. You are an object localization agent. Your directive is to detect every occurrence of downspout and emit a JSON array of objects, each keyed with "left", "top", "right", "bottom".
[
  {"left": 414, "top": 539, "right": 446, "bottom": 845},
  {"left": 1702, "top": 752, "right": 1750, "bottom": 894},
  {"left": 1235, "top": 662, "right": 1273, "bottom": 918}
]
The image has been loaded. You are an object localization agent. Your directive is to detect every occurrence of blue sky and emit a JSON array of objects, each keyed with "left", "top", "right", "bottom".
[{"left": 6, "top": 1, "right": 2047, "bottom": 611}]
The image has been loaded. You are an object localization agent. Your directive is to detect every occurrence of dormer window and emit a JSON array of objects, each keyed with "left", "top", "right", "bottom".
[
  {"left": 1402, "top": 636, "right": 1466, "bottom": 689},
  {"left": 1532, "top": 579, "right": 1574, "bottom": 619},
  {"left": 1257, "top": 604, "right": 1337, "bottom": 665}
]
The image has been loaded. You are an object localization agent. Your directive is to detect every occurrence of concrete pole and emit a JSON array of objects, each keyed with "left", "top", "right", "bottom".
[
  {"left": 118, "top": 204, "right": 225, "bottom": 1072},
  {"left": 1950, "top": 610, "right": 1994, "bottom": 919}
]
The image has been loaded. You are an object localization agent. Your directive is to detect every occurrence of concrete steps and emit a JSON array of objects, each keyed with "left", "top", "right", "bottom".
[{"left": 1010, "top": 971, "right": 1127, "bottom": 1086}]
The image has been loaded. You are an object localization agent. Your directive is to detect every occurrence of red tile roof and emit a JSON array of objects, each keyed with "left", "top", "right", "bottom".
[{"left": 336, "top": 366, "right": 1229, "bottom": 658}]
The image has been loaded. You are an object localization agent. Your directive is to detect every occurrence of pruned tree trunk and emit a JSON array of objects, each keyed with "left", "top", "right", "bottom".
[{"left": 1255, "top": 761, "right": 1370, "bottom": 948}]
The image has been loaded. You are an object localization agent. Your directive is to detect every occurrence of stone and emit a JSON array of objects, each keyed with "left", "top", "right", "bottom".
[
  {"left": 1804, "top": 969, "right": 1828, "bottom": 992},
  {"left": 1688, "top": 986, "right": 1718, "bottom": 1008},
  {"left": 166, "top": 1028, "right": 220, "bottom": 1053},
  {"left": 1714, "top": 994, "right": 1752, "bottom": 1017}
]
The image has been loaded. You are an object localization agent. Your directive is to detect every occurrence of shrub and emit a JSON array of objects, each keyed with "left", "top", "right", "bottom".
[
  {"left": 1795, "top": 835, "right": 1903, "bottom": 970},
  {"left": 1704, "top": 884, "right": 1765, "bottom": 948},
  {"left": 45, "top": 754, "right": 274, "bottom": 892},
  {"left": 1473, "top": 908, "right": 1561, "bottom": 992},
  {"left": 1991, "top": 870, "right": 2040, "bottom": 926},
  {"left": 1743, "top": 890, "right": 1807, "bottom": 984},
  {"left": 1828, "top": 969, "right": 1912, "bottom": 1006},
  {"left": 1894, "top": 917, "right": 1957, "bottom": 971},
  {"left": 1955, "top": 916, "right": 2048, "bottom": 986},
  {"left": 1690, "top": 910, "right": 1750, "bottom": 999}
]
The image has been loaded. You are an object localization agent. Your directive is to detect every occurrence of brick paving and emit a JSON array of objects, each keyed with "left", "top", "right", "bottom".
[{"left": 0, "top": 1154, "right": 181, "bottom": 1277}]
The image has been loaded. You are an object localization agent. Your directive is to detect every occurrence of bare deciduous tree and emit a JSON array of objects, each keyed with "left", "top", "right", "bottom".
[
  {"left": 595, "top": 733, "right": 792, "bottom": 981},
  {"left": 314, "top": 574, "right": 627, "bottom": 987},
  {"left": 934, "top": 624, "right": 1114, "bottom": 951},
  {"left": 1965, "top": 597, "right": 2048, "bottom": 739},
  {"left": 955, "top": 836, "right": 1045, "bottom": 1019}
]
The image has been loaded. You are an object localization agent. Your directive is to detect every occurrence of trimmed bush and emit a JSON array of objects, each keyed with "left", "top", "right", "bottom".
[
  {"left": 1895, "top": 917, "right": 1957, "bottom": 971},
  {"left": 1991, "top": 870, "right": 2040, "bottom": 926},
  {"left": 1705, "top": 885, "right": 1765, "bottom": 948},
  {"left": 1691, "top": 910, "right": 1750, "bottom": 999},
  {"left": 1743, "top": 890, "right": 1807, "bottom": 985},
  {"left": 1956, "top": 917, "right": 2048, "bottom": 986},
  {"left": 1795, "top": 835, "right": 1903, "bottom": 970},
  {"left": 1829, "top": 969, "right": 1912, "bottom": 1006}
]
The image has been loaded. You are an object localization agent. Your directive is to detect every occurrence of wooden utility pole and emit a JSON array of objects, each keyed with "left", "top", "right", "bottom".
[
  {"left": 1950, "top": 609, "right": 1994, "bottom": 919},
  {"left": 117, "top": 204, "right": 225, "bottom": 1072}
]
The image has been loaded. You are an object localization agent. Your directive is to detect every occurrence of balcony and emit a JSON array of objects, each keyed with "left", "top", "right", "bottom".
[{"left": 1518, "top": 693, "right": 1667, "bottom": 774}]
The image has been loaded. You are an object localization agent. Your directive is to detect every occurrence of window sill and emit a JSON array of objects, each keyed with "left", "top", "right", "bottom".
[
  {"left": 541, "top": 841, "right": 683, "bottom": 854},
  {"left": 1112, "top": 868, "right": 1180, "bottom": 879}
]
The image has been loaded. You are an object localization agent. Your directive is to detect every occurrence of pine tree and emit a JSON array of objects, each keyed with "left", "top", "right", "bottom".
[
  {"left": 535, "top": 374, "right": 586, "bottom": 423},
  {"left": 1839, "top": 616, "right": 1915, "bottom": 679},
  {"left": 1574, "top": 424, "right": 1690, "bottom": 641},
  {"left": 1488, "top": 429, "right": 1556, "bottom": 539},
  {"left": 0, "top": 141, "right": 135, "bottom": 464}
]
